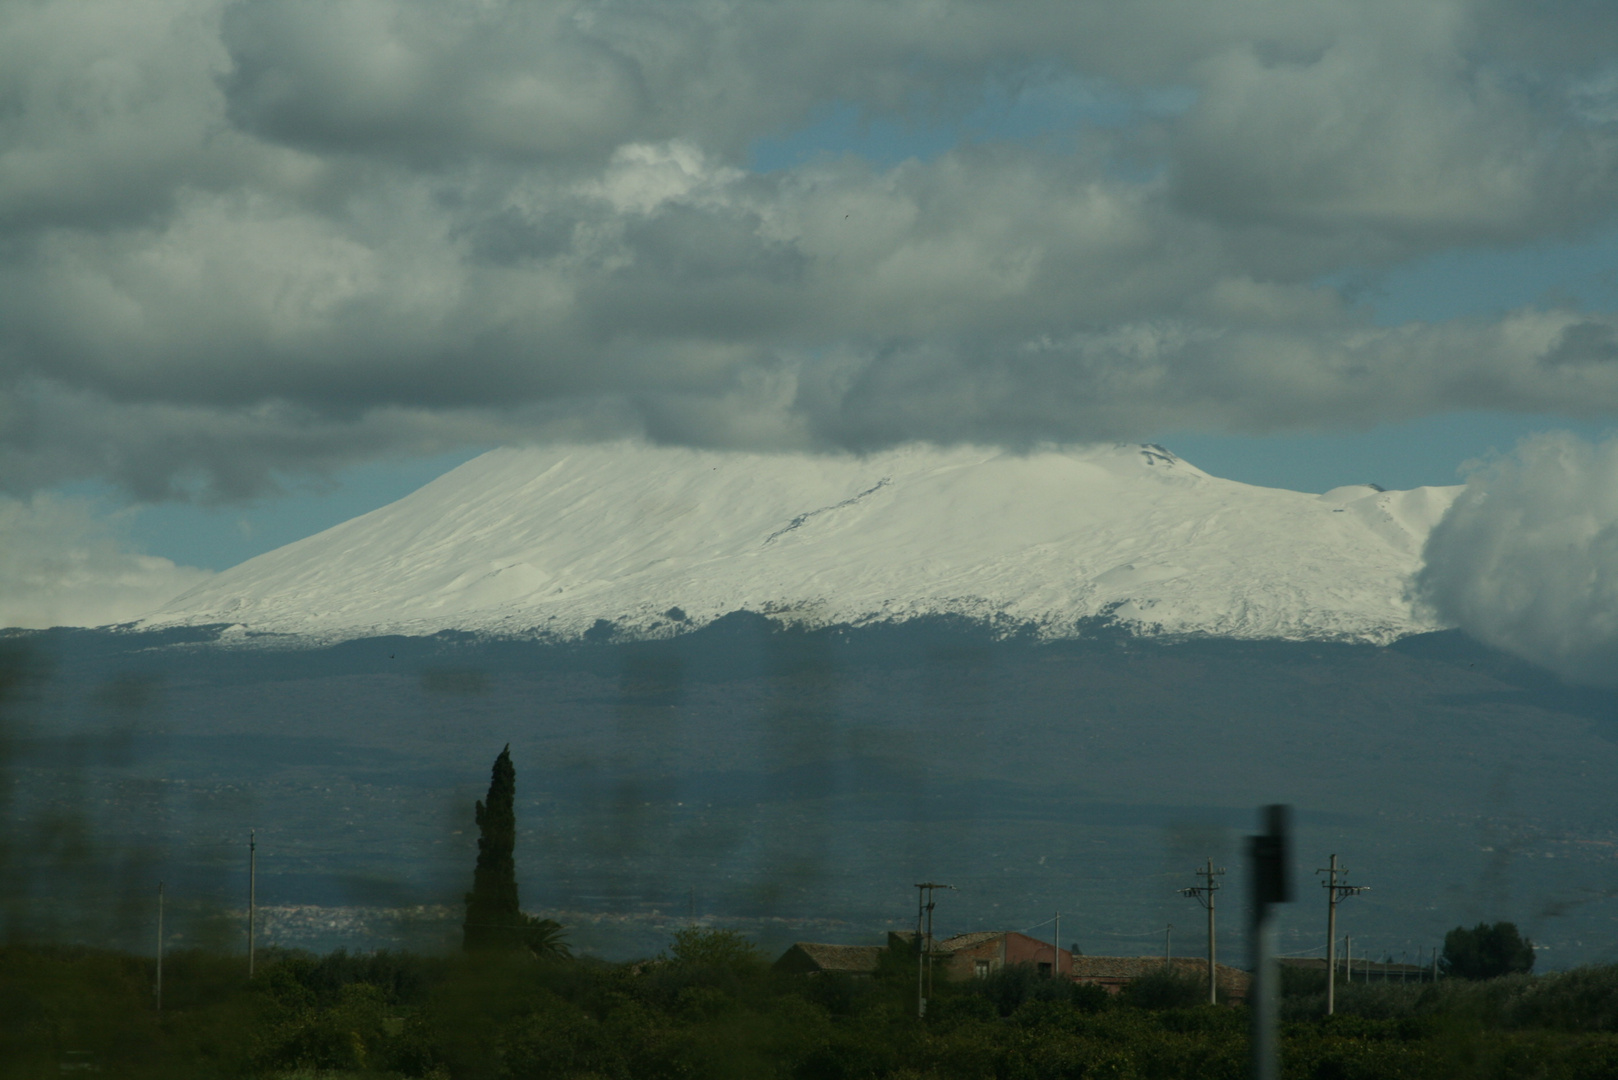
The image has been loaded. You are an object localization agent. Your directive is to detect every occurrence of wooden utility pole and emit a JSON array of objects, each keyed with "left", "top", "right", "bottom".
[
  {"left": 915, "top": 886, "right": 924, "bottom": 1018},
  {"left": 1317, "top": 854, "right": 1369, "bottom": 1015},
  {"left": 1180, "top": 857, "right": 1225, "bottom": 1003},
  {"left": 913, "top": 882, "right": 953, "bottom": 1018},
  {"left": 248, "top": 830, "right": 257, "bottom": 979}
]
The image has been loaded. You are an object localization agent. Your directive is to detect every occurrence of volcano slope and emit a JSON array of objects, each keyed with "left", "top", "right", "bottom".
[{"left": 141, "top": 441, "right": 1458, "bottom": 646}]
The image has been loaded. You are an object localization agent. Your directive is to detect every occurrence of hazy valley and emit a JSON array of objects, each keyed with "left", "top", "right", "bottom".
[{"left": 7, "top": 616, "right": 1617, "bottom": 967}]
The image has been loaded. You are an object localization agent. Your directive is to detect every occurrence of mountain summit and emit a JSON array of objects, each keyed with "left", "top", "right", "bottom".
[{"left": 144, "top": 442, "right": 1459, "bottom": 644}]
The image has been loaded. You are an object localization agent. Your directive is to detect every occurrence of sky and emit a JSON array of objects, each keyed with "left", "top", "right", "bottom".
[{"left": 5, "top": 0, "right": 1618, "bottom": 661}]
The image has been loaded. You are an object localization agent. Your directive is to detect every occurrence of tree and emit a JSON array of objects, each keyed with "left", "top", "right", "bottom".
[
  {"left": 463, "top": 745, "right": 525, "bottom": 952},
  {"left": 1441, "top": 921, "right": 1535, "bottom": 980},
  {"left": 665, "top": 927, "right": 764, "bottom": 972},
  {"left": 523, "top": 917, "right": 571, "bottom": 960}
]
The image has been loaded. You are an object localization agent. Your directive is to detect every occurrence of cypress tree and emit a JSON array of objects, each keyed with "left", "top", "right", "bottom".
[{"left": 463, "top": 745, "right": 522, "bottom": 951}]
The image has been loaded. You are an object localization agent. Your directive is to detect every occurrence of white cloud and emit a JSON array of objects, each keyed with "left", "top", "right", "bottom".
[
  {"left": 1416, "top": 432, "right": 1618, "bottom": 686},
  {"left": 0, "top": 495, "right": 213, "bottom": 629},
  {"left": 4, "top": 0, "right": 1618, "bottom": 500}
]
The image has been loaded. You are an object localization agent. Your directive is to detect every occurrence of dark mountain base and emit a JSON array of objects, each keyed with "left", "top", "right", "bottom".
[{"left": 4, "top": 617, "right": 1617, "bottom": 964}]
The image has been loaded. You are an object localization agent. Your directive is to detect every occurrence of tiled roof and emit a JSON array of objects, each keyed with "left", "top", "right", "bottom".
[
  {"left": 783, "top": 943, "right": 885, "bottom": 973},
  {"left": 1073, "top": 956, "right": 1250, "bottom": 989},
  {"left": 938, "top": 931, "right": 1003, "bottom": 952}
]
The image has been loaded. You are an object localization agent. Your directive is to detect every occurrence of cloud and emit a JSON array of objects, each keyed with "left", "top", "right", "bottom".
[
  {"left": 0, "top": 495, "right": 213, "bottom": 629},
  {"left": 1170, "top": 11, "right": 1618, "bottom": 245},
  {"left": 5, "top": 0, "right": 1618, "bottom": 500},
  {"left": 1416, "top": 432, "right": 1618, "bottom": 686}
]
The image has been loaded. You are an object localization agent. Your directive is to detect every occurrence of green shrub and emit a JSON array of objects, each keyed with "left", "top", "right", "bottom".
[
  {"left": 795, "top": 970, "right": 882, "bottom": 1018},
  {"left": 666, "top": 927, "right": 766, "bottom": 972},
  {"left": 1072, "top": 981, "right": 1113, "bottom": 1014},
  {"left": 973, "top": 962, "right": 1077, "bottom": 1016},
  {"left": 258, "top": 947, "right": 448, "bottom": 1010},
  {"left": 922, "top": 991, "right": 996, "bottom": 1025},
  {"left": 1280, "top": 963, "right": 1328, "bottom": 997},
  {"left": 1506, "top": 965, "right": 1618, "bottom": 1032},
  {"left": 1121, "top": 967, "right": 1206, "bottom": 1010}
]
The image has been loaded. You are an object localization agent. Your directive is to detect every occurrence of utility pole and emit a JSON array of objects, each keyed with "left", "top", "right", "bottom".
[
  {"left": 155, "top": 881, "right": 165, "bottom": 1013},
  {"left": 1316, "top": 854, "right": 1369, "bottom": 1015},
  {"left": 914, "top": 882, "right": 953, "bottom": 1018},
  {"left": 1249, "top": 805, "right": 1293, "bottom": 1080},
  {"left": 915, "top": 886, "right": 924, "bottom": 1017},
  {"left": 1053, "top": 911, "right": 1061, "bottom": 977},
  {"left": 248, "top": 830, "right": 257, "bottom": 979},
  {"left": 928, "top": 885, "right": 950, "bottom": 1003},
  {"left": 1180, "top": 857, "right": 1225, "bottom": 1004},
  {"left": 1165, "top": 924, "right": 1173, "bottom": 967}
]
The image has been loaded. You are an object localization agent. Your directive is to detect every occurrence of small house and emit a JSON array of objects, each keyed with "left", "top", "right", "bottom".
[
  {"left": 773, "top": 942, "right": 886, "bottom": 977},
  {"left": 936, "top": 931, "right": 1075, "bottom": 980}
]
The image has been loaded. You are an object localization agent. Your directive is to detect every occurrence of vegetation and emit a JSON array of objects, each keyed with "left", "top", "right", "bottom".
[
  {"left": 462, "top": 746, "right": 522, "bottom": 953},
  {"left": 0, "top": 730, "right": 1600, "bottom": 1078},
  {"left": 664, "top": 926, "right": 766, "bottom": 972},
  {"left": 1443, "top": 920, "right": 1536, "bottom": 980},
  {"left": 461, "top": 746, "right": 568, "bottom": 959},
  {"left": 5, "top": 933, "right": 1618, "bottom": 1078}
]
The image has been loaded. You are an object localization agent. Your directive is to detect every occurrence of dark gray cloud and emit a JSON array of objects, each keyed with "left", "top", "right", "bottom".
[
  {"left": 5, "top": 0, "right": 1618, "bottom": 502},
  {"left": 1416, "top": 432, "right": 1618, "bottom": 686}
]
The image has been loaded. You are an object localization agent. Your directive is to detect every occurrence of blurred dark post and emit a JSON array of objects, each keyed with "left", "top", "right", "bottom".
[{"left": 1248, "top": 805, "right": 1292, "bottom": 1080}]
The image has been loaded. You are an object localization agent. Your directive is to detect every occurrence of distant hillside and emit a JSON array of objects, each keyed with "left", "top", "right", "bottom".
[{"left": 5, "top": 619, "right": 1617, "bottom": 965}]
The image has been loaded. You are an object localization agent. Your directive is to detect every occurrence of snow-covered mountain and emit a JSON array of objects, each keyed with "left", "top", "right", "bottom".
[{"left": 143, "top": 442, "right": 1461, "bottom": 645}]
